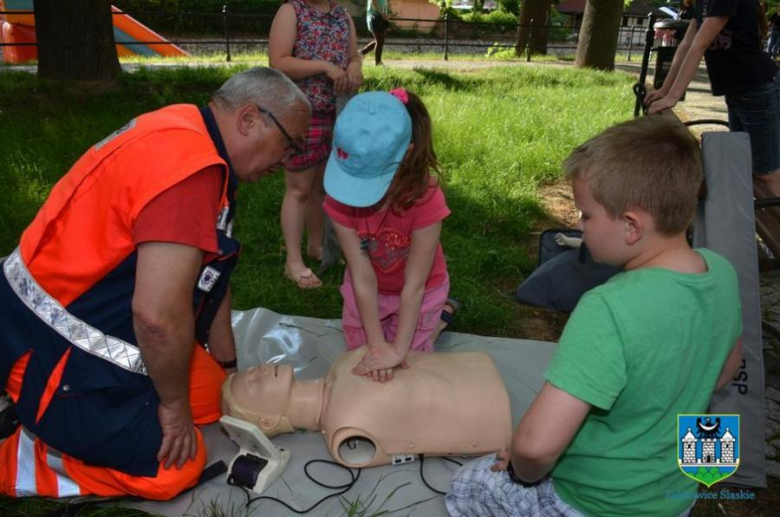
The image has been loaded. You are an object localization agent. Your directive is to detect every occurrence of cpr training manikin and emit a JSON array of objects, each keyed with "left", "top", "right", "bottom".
[{"left": 221, "top": 348, "right": 512, "bottom": 467}]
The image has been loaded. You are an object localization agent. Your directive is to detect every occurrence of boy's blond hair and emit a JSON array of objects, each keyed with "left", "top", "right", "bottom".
[{"left": 564, "top": 116, "right": 702, "bottom": 235}]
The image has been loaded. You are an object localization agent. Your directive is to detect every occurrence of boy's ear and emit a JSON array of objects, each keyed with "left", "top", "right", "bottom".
[{"left": 622, "top": 211, "right": 643, "bottom": 245}]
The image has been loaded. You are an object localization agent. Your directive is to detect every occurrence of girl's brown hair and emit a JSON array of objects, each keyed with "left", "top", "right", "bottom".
[{"left": 384, "top": 91, "right": 443, "bottom": 212}]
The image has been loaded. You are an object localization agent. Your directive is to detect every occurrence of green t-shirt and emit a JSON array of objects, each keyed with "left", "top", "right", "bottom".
[
  {"left": 545, "top": 249, "right": 741, "bottom": 517},
  {"left": 366, "top": 0, "right": 388, "bottom": 19}
]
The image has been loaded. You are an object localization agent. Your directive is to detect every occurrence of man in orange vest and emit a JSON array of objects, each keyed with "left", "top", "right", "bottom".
[{"left": 0, "top": 67, "right": 310, "bottom": 499}]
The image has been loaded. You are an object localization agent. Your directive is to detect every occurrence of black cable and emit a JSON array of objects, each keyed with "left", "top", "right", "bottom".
[
  {"left": 418, "top": 455, "right": 462, "bottom": 496},
  {"left": 228, "top": 458, "right": 361, "bottom": 514},
  {"left": 443, "top": 456, "right": 464, "bottom": 467}
]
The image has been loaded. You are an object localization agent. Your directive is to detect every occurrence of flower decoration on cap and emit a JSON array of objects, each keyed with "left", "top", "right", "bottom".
[{"left": 389, "top": 88, "right": 409, "bottom": 105}]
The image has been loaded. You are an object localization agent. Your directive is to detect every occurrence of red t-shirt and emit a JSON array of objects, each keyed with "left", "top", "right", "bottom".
[
  {"left": 324, "top": 185, "right": 450, "bottom": 294},
  {"left": 133, "top": 165, "right": 224, "bottom": 262}
]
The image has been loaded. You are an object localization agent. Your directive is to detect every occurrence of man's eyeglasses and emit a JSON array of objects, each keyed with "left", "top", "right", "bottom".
[{"left": 256, "top": 105, "right": 302, "bottom": 155}]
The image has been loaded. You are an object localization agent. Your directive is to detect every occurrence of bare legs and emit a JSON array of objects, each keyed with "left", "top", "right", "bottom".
[
  {"left": 281, "top": 161, "right": 327, "bottom": 288},
  {"left": 360, "top": 29, "right": 386, "bottom": 66}
]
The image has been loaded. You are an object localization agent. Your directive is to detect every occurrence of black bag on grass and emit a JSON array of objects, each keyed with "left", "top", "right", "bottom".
[{"left": 516, "top": 229, "right": 621, "bottom": 312}]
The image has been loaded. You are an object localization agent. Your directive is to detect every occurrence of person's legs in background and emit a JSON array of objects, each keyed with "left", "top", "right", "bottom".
[
  {"left": 374, "top": 29, "right": 386, "bottom": 66},
  {"left": 282, "top": 165, "right": 324, "bottom": 288},
  {"left": 304, "top": 163, "right": 326, "bottom": 262},
  {"left": 281, "top": 111, "right": 335, "bottom": 288},
  {"left": 361, "top": 37, "right": 377, "bottom": 57},
  {"left": 727, "top": 75, "right": 780, "bottom": 195}
]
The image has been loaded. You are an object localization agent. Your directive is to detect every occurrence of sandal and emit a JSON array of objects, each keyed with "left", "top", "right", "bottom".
[
  {"left": 284, "top": 265, "right": 323, "bottom": 289},
  {"left": 440, "top": 298, "right": 460, "bottom": 326}
]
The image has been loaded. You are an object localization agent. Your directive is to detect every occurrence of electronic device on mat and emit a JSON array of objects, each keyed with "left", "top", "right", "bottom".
[{"left": 220, "top": 415, "right": 290, "bottom": 495}]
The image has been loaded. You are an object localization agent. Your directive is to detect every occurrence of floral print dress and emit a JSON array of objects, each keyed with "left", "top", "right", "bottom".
[{"left": 289, "top": 0, "right": 351, "bottom": 113}]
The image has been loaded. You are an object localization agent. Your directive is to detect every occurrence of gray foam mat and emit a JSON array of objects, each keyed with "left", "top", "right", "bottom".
[{"left": 132, "top": 307, "right": 556, "bottom": 516}]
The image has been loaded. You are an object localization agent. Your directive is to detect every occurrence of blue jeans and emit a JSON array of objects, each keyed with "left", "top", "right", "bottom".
[
  {"left": 726, "top": 72, "right": 780, "bottom": 174},
  {"left": 768, "top": 31, "right": 780, "bottom": 58}
]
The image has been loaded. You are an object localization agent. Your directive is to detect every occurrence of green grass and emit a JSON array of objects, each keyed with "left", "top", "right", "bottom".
[{"left": 0, "top": 62, "right": 632, "bottom": 342}]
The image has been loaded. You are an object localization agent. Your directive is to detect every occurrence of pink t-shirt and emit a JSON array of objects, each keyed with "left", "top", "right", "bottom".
[{"left": 324, "top": 185, "right": 450, "bottom": 294}]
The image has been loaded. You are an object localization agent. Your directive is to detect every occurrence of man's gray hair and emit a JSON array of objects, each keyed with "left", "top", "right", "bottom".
[{"left": 213, "top": 67, "right": 310, "bottom": 119}]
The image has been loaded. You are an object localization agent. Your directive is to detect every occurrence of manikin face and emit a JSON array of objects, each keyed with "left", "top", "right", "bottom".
[
  {"left": 573, "top": 178, "right": 631, "bottom": 267},
  {"left": 229, "top": 363, "right": 295, "bottom": 429}
]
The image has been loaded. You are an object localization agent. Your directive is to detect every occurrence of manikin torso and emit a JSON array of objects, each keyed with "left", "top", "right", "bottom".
[{"left": 223, "top": 348, "right": 512, "bottom": 468}]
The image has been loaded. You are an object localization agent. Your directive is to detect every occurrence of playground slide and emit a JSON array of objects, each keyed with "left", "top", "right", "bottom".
[{"left": 0, "top": 0, "right": 188, "bottom": 64}]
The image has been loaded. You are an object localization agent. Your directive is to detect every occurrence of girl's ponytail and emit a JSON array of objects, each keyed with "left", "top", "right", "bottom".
[{"left": 385, "top": 90, "right": 442, "bottom": 212}]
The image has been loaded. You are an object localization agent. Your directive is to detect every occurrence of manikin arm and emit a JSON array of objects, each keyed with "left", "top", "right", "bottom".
[
  {"left": 133, "top": 242, "right": 203, "bottom": 469},
  {"left": 647, "top": 17, "right": 729, "bottom": 114},
  {"left": 268, "top": 4, "right": 349, "bottom": 93},
  {"left": 493, "top": 382, "right": 590, "bottom": 483}
]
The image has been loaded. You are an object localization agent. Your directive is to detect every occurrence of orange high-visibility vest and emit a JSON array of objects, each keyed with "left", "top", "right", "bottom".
[{"left": 0, "top": 104, "right": 238, "bottom": 477}]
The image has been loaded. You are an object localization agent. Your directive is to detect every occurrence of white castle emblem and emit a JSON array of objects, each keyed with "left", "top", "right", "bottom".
[{"left": 679, "top": 417, "right": 737, "bottom": 467}]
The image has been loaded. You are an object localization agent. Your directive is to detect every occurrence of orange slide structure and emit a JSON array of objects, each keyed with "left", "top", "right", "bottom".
[{"left": 0, "top": 0, "right": 188, "bottom": 64}]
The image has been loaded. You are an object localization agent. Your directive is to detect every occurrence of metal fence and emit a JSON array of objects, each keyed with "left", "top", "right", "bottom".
[{"left": 0, "top": 8, "right": 653, "bottom": 62}]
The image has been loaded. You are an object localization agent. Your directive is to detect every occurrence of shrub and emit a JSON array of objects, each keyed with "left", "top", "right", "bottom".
[
  {"left": 461, "top": 9, "right": 516, "bottom": 26},
  {"left": 112, "top": 0, "right": 283, "bottom": 34}
]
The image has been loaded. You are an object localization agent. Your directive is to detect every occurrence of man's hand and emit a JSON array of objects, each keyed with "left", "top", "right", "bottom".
[
  {"left": 352, "top": 342, "right": 408, "bottom": 382},
  {"left": 157, "top": 400, "right": 197, "bottom": 469},
  {"left": 647, "top": 94, "right": 679, "bottom": 114},
  {"left": 490, "top": 447, "right": 511, "bottom": 472}
]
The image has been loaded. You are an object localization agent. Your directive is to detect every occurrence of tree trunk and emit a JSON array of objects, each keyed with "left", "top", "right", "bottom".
[
  {"left": 515, "top": 0, "right": 551, "bottom": 57},
  {"left": 35, "top": 0, "right": 121, "bottom": 81},
  {"left": 574, "top": 0, "right": 624, "bottom": 71}
]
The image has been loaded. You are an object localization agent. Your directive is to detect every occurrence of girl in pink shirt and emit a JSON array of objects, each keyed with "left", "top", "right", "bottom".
[{"left": 323, "top": 89, "right": 455, "bottom": 382}]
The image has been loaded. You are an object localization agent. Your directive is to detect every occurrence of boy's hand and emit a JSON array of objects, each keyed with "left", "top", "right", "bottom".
[
  {"left": 352, "top": 342, "right": 408, "bottom": 381},
  {"left": 490, "top": 447, "right": 511, "bottom": 472}
]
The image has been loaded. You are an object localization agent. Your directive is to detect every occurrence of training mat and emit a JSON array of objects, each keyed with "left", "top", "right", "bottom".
[
  {"left": 693, "top": 132, "right": 766, "bottom": 488},
  {"left": 131, "top": 307, "right": 556, "bottom": 516}
]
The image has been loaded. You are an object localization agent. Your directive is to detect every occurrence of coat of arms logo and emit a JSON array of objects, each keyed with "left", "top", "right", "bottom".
[{"left": 678, "top": 414, "right": 740, "bottom": 487}]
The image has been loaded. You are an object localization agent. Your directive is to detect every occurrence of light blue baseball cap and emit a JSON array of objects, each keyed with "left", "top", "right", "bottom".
[{"left": 324, "top": 91, "right": 412, "bottom": 207}]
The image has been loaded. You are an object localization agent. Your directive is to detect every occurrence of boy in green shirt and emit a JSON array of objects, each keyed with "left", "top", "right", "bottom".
[{"left": 446, "top": 116, "right": 743, "bottom": 516}]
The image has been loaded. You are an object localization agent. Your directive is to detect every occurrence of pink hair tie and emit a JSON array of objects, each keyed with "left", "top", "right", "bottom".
[{"left": 389, "top": 88, "right": 409, "bottom": 105}]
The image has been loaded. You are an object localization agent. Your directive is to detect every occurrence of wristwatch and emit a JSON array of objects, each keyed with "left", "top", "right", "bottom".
[
  {"left": 506, "top": 461, "right": 542, "bottom": 488},
  {"left": 217, "top": 358, "right": 237, "bottom": 369}
]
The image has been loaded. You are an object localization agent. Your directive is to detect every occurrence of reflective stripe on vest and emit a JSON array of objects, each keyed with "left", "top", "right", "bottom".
[
  {"left": 16, "top": 427, "right": 35, "bottom": 496},
  {"left": 16, "top": 427, "right": 81, "bottom": 498},
  {"left": 3, "top": 248, "right": 147, "bottom": 376}
]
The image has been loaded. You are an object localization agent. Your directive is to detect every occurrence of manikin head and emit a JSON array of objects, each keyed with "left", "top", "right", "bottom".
[{"left": 221, "top": 363, "right": 297, "bottom": 437}]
